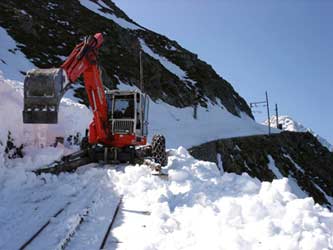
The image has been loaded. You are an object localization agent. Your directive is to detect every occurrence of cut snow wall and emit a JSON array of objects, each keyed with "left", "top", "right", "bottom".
[{"left": 0, "top": 71, "right": 92, "bottom": 164}]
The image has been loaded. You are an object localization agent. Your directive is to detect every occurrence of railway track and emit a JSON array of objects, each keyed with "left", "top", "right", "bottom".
[
  {"left": 0, "top": 166, "right": 121, "bottom": 250},
  {"left": 19, "top": 202, "right": 72, "bottom": 250},
  {"left": 99, "top": 196, "right": 123, "bottom": 250},
  {"left": 6, "top": 163, "right": 163, "bottom": 250},
  {"left": 18, "top": 196, "right": 122, "bottom": 250}
]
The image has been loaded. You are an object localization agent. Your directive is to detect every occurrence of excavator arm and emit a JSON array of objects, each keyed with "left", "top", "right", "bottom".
[{"left": 23, "top": 33, "right": 110, "bottom": 144}]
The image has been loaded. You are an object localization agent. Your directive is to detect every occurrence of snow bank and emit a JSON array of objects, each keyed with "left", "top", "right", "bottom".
[
  {"left": 110, "top": 148, "right": 333, "bottom": 250},
  {"left": 0, "top": 144, "right": 332, "bottom": 249}
]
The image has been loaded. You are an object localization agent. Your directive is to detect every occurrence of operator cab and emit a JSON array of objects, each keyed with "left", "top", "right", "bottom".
[{"left": 105, "top": 90, "right": 149, "bottom": 145}]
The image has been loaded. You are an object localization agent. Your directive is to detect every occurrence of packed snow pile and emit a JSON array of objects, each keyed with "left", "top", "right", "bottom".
[
  {"left": 0, "top": 147, "right": 332, "bottom": 250},
  {"left": 263, "top": 115, "right": 333, "bottom": 151}
]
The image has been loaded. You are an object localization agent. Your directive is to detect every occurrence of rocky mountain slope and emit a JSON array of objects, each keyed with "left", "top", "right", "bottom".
[
  {"left": 190, "top": 132, "right": 333, "bottom": 209},
  {"left": 0, "top": 0, "right": 252, "bottom": 118},
  {"left": 263, "top": 115, "right": 333, "bottom": 151}
]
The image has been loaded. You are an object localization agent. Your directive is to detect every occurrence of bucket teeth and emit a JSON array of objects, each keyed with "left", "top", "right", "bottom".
[
  {"left": 23, "top": 68, "right": 65, "bottom": 124},
  {"left": 23, "top": 110, "right": 58, "bottom": 124}
]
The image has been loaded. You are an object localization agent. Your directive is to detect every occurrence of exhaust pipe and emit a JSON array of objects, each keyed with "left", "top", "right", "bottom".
[{"left": 23, "top": 68, "right": 66, "bottom": 124}]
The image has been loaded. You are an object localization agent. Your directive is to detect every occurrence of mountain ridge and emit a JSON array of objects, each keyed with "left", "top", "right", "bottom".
[{"left": 263, "top": 115, "right": 333, "bottom": 151}]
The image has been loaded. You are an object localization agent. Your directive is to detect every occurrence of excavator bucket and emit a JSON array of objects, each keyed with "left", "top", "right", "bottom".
[{"left": 23, "top": 68, "right": 65, "bottom": 124}]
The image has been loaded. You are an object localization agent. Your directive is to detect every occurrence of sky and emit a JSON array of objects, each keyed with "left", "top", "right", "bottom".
[{"left": 114, "top": 0, "right": 333, "bottom": 144}]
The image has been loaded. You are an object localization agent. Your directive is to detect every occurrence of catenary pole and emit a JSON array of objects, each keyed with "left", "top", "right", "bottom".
[
  {"left": 275, "top": 104, "right": 279, "bottom": 128},
  {"left": 140, "top": 50, "right": 143, "bottom": 92},
  {"left": 266, "top": 91, "right": 271, "bottom": 135}
]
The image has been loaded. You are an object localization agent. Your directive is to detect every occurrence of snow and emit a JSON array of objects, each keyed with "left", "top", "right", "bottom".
[
  {"left": 139, "top": 38, "right": 196, "bottom": 88},
  {"left": 149, "top": 100, "right": 273, "bottom": 148},
  {"left": 165, "top": 44, "right": 178, "bottom": 51},
  {"left": 267, "top": 155, "right": 308, "bottom": 199},
  {"left": 78, "top": 0, "right": 142, "bottom": 30},
  {"left": 0, "top": 27, "right": 35, "bottom": 81},
  {"left": 1, "top": 147, "right": 332, "bottom": 249},
  {"left": 264, "top": 115, "right": 333, "bottom": 151},
  {"left": 216, "top": 153, "right": 224, "bottom": 174},
  {"left": 283, "top": 153, "right": 305, "bottom": 174},
  {"left": 267, "top": 155, "right": 284, "bottom": 179},
  {"left": 312, "top": 182, "right": 333, "bottom": 208},
  {"left": 282, "top": 154, "right": 333, "bottom": 208}
]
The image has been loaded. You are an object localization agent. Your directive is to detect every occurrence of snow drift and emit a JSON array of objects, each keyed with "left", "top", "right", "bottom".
[{"left": 0, "top": 147, "right": 332, "bottom": 250}]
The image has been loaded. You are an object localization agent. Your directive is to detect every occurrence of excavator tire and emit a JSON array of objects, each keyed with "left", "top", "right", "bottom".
[{"left": 151, "top": 134, "right": 168, "bottom": 166}]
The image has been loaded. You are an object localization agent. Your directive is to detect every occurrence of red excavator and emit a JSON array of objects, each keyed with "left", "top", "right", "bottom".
[{"left": 23, "top": 33, "right": 167, "bottom": 174}]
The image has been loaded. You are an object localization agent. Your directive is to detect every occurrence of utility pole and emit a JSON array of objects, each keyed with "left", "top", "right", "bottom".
[
  {"left": 275, "top": 104, "right": 279, "bottom": 128},
  {"left": 193, "top": 89, "right": 199, "bottom": 119},
  {"left": 265, "top": 91, "right": 271, "bottom": 135},
  {"left": 139, "top": 50, "right": 144, "bottom": 92}
]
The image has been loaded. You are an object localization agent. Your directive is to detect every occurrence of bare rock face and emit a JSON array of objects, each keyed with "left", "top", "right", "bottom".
[
  {"left": 0, "top": 0, "right": 253, "bottom": 118},
  {"left": 190, "top": 132, "right": 333, "bottom": 209}
]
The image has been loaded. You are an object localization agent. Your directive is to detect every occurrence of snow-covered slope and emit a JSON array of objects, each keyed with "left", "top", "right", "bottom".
[
  {"left": 148, "top": 100, "right": 270, "bottom": 148},
  {"left": 263, "top": 116, "right": 332, "bottom": 151},
  {"left": 0, "top": 27, "right": 35, "bottom": 80},
  {"left": 0, "top": 146, "right": 332, "bottom": 250}
]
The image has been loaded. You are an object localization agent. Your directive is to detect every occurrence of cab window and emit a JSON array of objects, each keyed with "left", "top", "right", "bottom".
[{"left": 113, "top": 95, "right": 134, "bottom": 119}]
